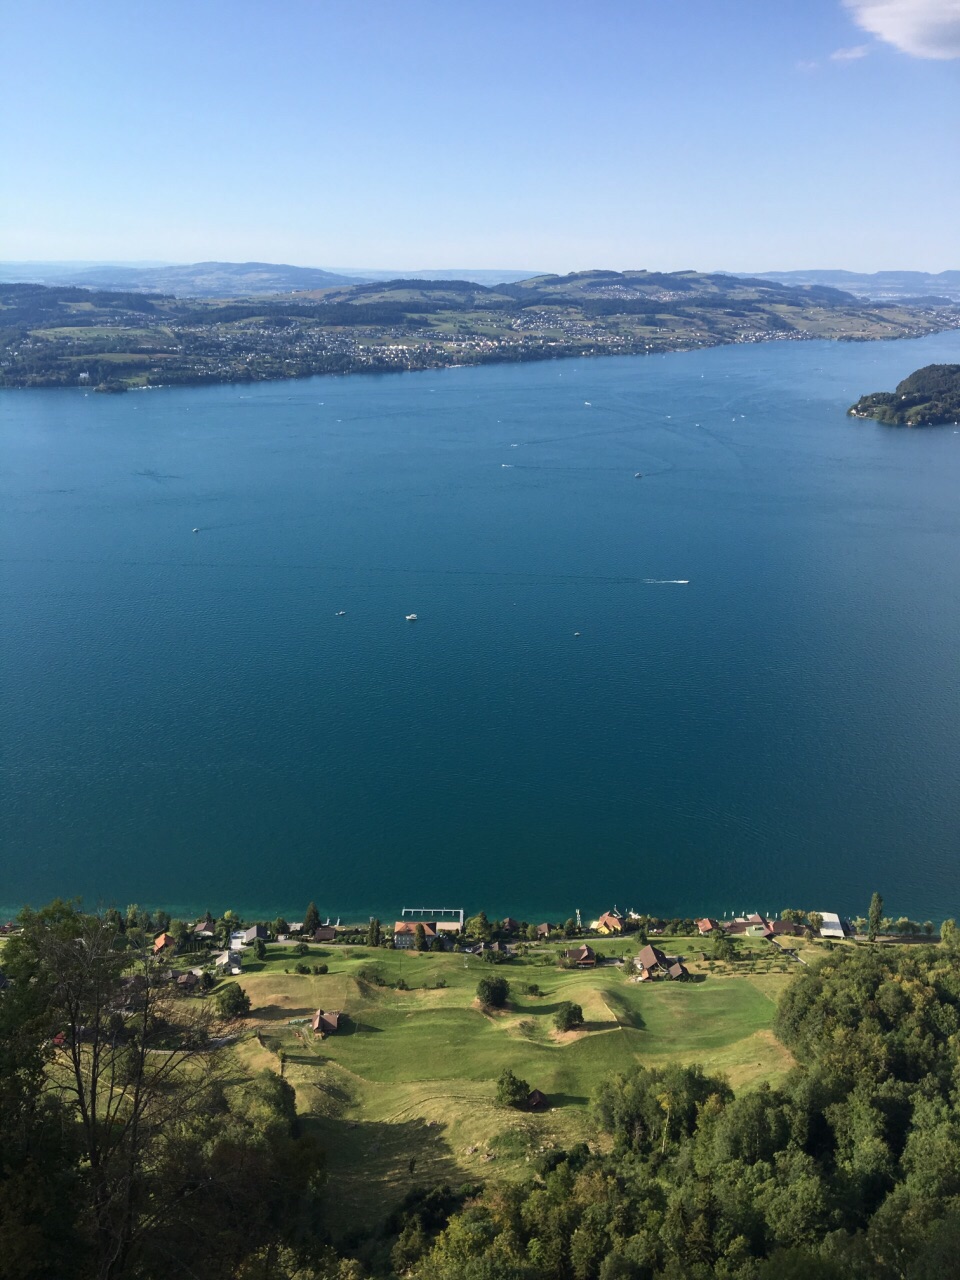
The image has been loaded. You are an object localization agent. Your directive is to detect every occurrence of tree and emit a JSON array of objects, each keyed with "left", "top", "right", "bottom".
[
  {"left": 712, "top": 932, "right": 736, "bottom": 962},
  {"left": 564, "top": 918, "right": 578, "bottom": 938},
  {"left": 554, "top": 1001, "right": 584, "bottom": 1032},
  {"left": 476, "top": 975, "right": 509, "bottom": 1008},
  {"left": 414, "top": 923, "right": 427, "bottom": 951},
  {"left": 216, "top": 982, "right": 251, "bottom": 1019},
  {"left": 367, "top": 917, "right": 382, "bottom": 948},
  {"left": 924, "top": 921, "right": 935, "bottom": 938},
  {"left": 526, "top": 923, "right": 540, "bottom": 943},
  {"left": 465, "top": 911, "right": 492, "bottom": 941},
  {"left": 808, "top": 912, "right": 824, "bottom": 934},
  {"left": 3, "top": 902, "right": 233, "bottom": 1279},
  {"left": 273, "top": 916, "right": 290, "bottom": 936},
  {"left": 303, "top": 901, "right": 321, "bottom": 935},
  {"left": 868, "top": 892, "right": 884, "bottom": 942},
  {"left": 496, "top": 1067, "right": 531, "bottom": 1108},
  {"left": 252, "top": 937, "right": 267, "bottom": 961}
]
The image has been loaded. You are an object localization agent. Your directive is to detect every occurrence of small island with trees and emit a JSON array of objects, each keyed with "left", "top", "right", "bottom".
[{"left": 848, "top": 362, "right": 960, "bottom": 426}]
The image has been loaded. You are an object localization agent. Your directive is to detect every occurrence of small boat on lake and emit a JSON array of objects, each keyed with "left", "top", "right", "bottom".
[{"left": 405, "top": 613, "right": 418, "bottom": 622}]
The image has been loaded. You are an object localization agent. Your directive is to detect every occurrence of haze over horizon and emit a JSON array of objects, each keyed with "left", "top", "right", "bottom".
[{"left": 4, "top": 0, "right": 958, "bottom": 273}]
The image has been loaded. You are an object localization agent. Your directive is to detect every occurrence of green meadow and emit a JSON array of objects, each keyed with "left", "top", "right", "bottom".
[{"left": 225, "top": 940, "right": 799, "bottom": 1231}]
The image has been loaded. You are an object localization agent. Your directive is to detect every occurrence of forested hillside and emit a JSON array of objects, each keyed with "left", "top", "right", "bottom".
[
  {"left": 849, "top": 363, "right": 960, "bottom": 426},
  {"left": 4, "top": 902, "right": 960, "bottom": 1278}
]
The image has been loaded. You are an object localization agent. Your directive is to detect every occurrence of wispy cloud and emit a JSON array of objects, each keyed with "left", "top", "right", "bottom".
[
  {"left": 843, "top": 0, "right": 960, "bottom": 59},
  {"left": 796, "top": 58, "right": 821, "bottom": 72},
  {"left": 830, "top": 44, "right": 870, "bottom": 61}
]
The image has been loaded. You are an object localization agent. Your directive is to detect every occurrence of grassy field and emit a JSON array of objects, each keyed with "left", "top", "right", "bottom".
[{"left": 224, "top": 939, "right": 799, "bottom": 1232}]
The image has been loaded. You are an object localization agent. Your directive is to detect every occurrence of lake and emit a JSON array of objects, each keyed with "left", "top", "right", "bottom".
[{"left": 3, "top": 331, "right": 960, "bottom": 926}]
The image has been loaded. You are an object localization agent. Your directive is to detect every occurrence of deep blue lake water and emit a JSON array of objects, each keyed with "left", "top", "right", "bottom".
[{"left": 3, "top": 332, "right": 960, "bottom": 925}]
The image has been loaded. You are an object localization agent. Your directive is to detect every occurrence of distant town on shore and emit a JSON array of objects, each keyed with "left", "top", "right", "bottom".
[{"left": 2, "top": 268, "right": 958, "bottom": 393}]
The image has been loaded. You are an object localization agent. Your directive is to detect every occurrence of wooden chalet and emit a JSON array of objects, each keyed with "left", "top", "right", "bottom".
[
  {"left": 564, "top": 944, "right": 596, "bottom": 968},
  {"left": 527, "top": 1088, "right": 548, "bottom": 1111},
  {"left": 153, "top": 931, "right": 177, "bottom": 955}
]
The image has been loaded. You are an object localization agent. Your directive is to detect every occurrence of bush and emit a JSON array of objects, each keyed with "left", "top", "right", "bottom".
[
  {"left": 294, "top": 962, "right": 311, "bottom": 975},
  {"left": 313, "top": 963, "right": 328, "bottom": 974},
  {"left": 294, "top": 942, "right": 310, "bottom": 957},
  {"left": 215, "top": 982, "right": 251, "bottom": 1019},
  {"left": 524, "top": 982, "right": 541, "bottom": 997},
  {"left": 477, "top": 975, "right": 509, "bottom": 1008},
  {"left": 495, "top": 1067, "right": 530, "bottom": 1108},
  {"left": 252, "top": 938, "right": 267, "bottom": 961},
  {"left": 554, "top": 1001, "right": 584, "bottom": 1033}
]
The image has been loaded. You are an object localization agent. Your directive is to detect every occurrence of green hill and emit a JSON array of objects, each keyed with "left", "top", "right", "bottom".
[{"left": 849, "top": 363, "right": 960, "bottom": 426}]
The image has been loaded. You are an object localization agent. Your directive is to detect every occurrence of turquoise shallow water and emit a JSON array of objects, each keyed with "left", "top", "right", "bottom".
[{"left": 2, "top": 332, "right": 960, "bottom": 924}]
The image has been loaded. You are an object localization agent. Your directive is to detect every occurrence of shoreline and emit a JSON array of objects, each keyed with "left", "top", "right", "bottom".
[{"left": 2, "top": 322, "right": 957, "bottom": 397}]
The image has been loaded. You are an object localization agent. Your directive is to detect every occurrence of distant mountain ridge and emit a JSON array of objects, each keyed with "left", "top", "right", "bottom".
[
  {"left": 6, "top": 260, "right": 957, "bottom": 301},
  {"left": 0, "top": 260, "right": 539, "bottom": 295},
  {"left": 31, "top": 261, "right": 368, "bottom": 296},
  {"left": 746, "top": 270, "right": 960, "bottom": 302}
]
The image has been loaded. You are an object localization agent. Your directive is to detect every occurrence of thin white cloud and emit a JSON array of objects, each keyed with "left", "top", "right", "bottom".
[
  {"left": 796, "top": 58, "right": 821, "bottom": 72},
  {"left": 830, "top": 44, "right": 870, "bottom": 60},
  {"left": 843, "top": 0, "right": 960, "bottom": 59}
]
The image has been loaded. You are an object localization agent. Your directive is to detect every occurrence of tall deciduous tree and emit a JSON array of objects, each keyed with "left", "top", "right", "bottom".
[{"left": 868, "top": 892, "right": 884, "bottom": 942}]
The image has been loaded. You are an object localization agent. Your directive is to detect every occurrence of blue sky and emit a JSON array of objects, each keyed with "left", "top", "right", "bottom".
[{"left": 3, "top": 0, "right": 958, "bottom": 271}]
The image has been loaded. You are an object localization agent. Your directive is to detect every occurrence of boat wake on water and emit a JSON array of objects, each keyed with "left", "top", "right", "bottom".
[{"left": 643, "top": 579, "right": 689, "bottom": 584}]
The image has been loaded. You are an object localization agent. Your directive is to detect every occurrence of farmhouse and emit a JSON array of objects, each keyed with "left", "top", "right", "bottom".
[
  {"left": 311, "top": 1008, "right": 341, "bottom": 1036},
  {"left": 564, "top": 944, "right": 596, "bottom": 968},
  {"left": 596, "top": 911, "right": 624, "bottom": 935},
  {"left": 153, "top": 931, "right": 177, "bottom": 955},
  {"left": 535, "top": 923, "right": 552, "bottom": 939},
  {"left": 637, "top": 943, "right": 670, "bottom": 978},
  {"left": 667, "top": 961, "right": 689, "bottom": 980},
  {"left": 696, "top": 918, "right": 720, "bottom": 935},
  {"left": 213, "top": 949, "right": 243, "bottom": 974},
  {"left": 313, "top": 926, "right": 337, "bottom": 943}
]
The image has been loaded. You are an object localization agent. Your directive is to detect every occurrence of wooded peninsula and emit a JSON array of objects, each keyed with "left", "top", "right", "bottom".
[
  {"left": 848, "top": 363, "right": 960, "bottom": 426},
  {"left": 2, "top": 271, "right": 958, "bottom": 393}
]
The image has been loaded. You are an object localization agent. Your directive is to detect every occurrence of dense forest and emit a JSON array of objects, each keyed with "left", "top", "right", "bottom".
[
  {"left": 849, "top": 364, "right": 960, "bottom": 426},
  {"left": 4, "top": 901, "right": 960, "bottom": 1278}
]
